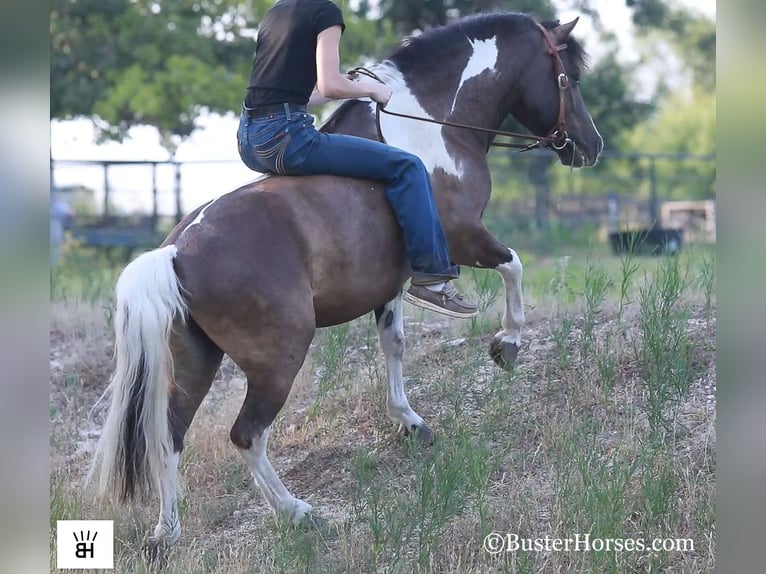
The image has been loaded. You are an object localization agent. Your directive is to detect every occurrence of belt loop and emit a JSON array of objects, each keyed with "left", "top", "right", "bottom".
[{"left": 284, "top": 102, "right": 291, "bottom": 120}]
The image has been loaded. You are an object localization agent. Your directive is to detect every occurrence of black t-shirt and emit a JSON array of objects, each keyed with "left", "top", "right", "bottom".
[{"left": 245, "top": 0, "right": 345, "bottom": 108}]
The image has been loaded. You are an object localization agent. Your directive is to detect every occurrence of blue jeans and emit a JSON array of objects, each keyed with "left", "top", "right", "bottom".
[{"left": 237, "top": 107, "right": 459, "bottom": 285}]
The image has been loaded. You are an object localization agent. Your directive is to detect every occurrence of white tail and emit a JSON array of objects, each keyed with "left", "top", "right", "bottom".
[{"left": 88, "top": 245, "right": 187, "bottom": 500}]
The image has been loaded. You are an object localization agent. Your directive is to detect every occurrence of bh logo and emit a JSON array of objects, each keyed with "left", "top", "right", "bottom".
[
  {"left": 74, "top": 530, "right": 97, "bottom": 559},
  {"left": 56, "top": 520, "right": 114, "bottom": 569}
]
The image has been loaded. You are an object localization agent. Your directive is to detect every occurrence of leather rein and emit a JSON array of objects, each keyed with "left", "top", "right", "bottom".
[{"left": 351, "top": 22, "right": 572, "bottom": 153}]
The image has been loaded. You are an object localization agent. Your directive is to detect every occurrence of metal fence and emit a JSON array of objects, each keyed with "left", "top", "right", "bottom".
[
  {"left": 51, "top": 150, "right": 715, "bottom": 252},
  {"left": 483, "top": 148, "right": 716, "bottom": 242},
  {"left": 51, "top": 158, "right": 253, "bottom": 253}
]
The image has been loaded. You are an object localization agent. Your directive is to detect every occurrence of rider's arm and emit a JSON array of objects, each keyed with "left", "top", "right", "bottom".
[
  {"left": 307, "top": 88, "right": 333, "bottom": 108},
  {"left": 315, "top": 25, "right": 391, "bottom": 105}
]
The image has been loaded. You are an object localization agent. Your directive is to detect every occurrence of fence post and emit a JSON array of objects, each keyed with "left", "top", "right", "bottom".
[
  {"left": 102, "top": 162, "right": 111, "bottom": 217},
  {"left": 174, "top": 162, "right": 182, "bottom": 224},
  {"left": 607, "top": 190, "right": 619, "bottom": 233},
  {"left": 648, "top": 155, "right": 658, "bottom": 226},
  {"left": 151, "top": 162, "right": 159, "bottom": 227}
]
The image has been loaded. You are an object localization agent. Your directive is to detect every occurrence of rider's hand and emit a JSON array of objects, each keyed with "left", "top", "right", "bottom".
[{"left": 370, "top": 84, "right": 393, "bottom": 107}]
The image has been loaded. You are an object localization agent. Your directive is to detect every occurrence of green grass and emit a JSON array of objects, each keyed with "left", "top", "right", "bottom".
[
  {"left": 50, "top": 242, "right": 716, "bottom": 573},
  {"left": 50, "top": 245, "right": 125, "bottom": 303}
]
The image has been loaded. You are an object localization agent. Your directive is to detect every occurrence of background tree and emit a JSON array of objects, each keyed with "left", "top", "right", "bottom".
[
  {"left": 50, "top": 0, "right": 265, "bottom": 154},
  {"left": 356, "top": 0, "right": 556, "bottom": 35},
  {"left": 50, "top": 0, "right": 391, "bottom": 154},
  {"left": 51, "top": 0, "right": 714, "bottom": 209}
]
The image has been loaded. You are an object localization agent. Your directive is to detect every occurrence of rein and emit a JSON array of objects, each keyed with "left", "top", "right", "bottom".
[{"left": 351, "top": 21, "right": 573, "bottom": 153}]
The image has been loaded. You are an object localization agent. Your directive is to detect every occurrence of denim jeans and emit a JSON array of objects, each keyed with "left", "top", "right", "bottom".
[{"left": 237, "top": 108, "right": 459, "bottom": 284}]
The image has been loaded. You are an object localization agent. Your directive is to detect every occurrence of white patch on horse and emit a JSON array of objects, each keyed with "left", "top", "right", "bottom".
[
  {"left": 364, "top": 62, "right": 462, "bottom": 178},
  {"left": 179, "top": 196, "right": 219, "bottom": 237},
  {"left": 450, "top": 37, "right": 499, "bottom": 113}
]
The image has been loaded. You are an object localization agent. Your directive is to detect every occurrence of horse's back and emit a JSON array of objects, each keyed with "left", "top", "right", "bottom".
[{"left": 166, "top": 174, "right": 410, "bottom": 327}]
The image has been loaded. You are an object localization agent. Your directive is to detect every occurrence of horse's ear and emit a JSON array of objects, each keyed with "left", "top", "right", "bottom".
[{"left": 552, "top": 17, "right": 579, "bottom": 43}]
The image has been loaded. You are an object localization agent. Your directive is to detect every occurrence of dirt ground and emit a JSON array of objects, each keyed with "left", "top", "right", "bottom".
[{"left": 50, "top": 294, "right": 716, "bottom": 572}]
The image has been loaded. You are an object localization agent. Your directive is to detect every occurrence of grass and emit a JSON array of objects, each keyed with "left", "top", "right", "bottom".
[{"left": 49, "top": 243, "right": 716, "bottom": 573}]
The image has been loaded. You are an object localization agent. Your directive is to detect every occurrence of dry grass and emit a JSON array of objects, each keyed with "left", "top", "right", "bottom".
[{"left": 50, "top": 247, "right": 716, "bottom": 573}]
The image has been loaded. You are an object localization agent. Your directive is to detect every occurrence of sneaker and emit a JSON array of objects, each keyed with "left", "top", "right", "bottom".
[{"left": 403, "top": 282, "right": 478, "bottom": 318}]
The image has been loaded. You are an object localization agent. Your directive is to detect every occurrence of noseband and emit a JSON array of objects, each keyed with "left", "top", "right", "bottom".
[{"left": 352, "top": 21, "right": 572, "bottom": 152}]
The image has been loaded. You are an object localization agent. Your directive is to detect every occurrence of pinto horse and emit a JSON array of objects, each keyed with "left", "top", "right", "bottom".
[{"left": 90, "top": 12, "right": 603, "bottom": 556}]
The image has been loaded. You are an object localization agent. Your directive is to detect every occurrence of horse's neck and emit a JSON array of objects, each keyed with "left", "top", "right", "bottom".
[
  {"left": 324, "top": 43, "right": 520, "bottom": 181},
  {"left": 383, "top": 35, "right": 516, "bottom": 126},
  {"left": 366, "top": 58, "right": 510, "bottom": 181}
]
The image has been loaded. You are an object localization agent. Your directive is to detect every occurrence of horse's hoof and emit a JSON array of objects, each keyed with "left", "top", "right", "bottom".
[
  {"left": 298, "top": 512, "right": 336, "bottom": 537},
  {"left": 143, "top": 536, "right": 170, "bottom": 570},
  {"left": 489, "top": 335, "right": 519, "bottom": 371},
  {"left": 400, "top": 423, "right": 435, "bottom": 446}
]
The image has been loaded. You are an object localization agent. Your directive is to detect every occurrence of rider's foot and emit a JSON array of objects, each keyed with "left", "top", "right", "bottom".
[{"left": 403, "top": 282, "right": 478, "bottom": 318}]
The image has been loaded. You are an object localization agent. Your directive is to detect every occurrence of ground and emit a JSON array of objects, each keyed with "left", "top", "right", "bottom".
[{"left": 50, "top": 249, "right": 716, "bottom": 573}]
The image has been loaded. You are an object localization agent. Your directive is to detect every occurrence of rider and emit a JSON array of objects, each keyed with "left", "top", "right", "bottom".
[{"left": 237, "top": 0, "right": 477, "bottom": 318}]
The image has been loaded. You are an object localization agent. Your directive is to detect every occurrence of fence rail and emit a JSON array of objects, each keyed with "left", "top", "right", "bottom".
[{"left": 51, "top": 151, "right": 715, "bottom": 256}]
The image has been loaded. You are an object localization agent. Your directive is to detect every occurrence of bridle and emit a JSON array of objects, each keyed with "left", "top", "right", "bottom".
[{"left": 351, "top": 21, "right": 573, "bottom": 153}]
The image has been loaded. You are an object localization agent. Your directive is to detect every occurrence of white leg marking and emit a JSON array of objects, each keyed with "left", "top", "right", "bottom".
[
  {"left": 450, "top": 37, "right": 499, "bottom": 113},
  {"left": 238, "top": 427, "right": 311, "bottom": 524},
  {"left": 377, "top": 296, "right": 425, "bottom": 430},
  {"left": 495, "top": 249, "right": 524, "bottom": 346},
  {"left": 151, "top": 451, "right": 181, "bottom": 545}
]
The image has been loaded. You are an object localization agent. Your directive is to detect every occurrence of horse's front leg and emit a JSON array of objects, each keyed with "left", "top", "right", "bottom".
[
  {"left": 375, "top": 295, "right": 434, "bottom": 445},
  {"left": 490, "top": 248, "right": 524, "bottom": 370},
  {"left": 447, "top": 224, "right": 524, "bottom": 371}
]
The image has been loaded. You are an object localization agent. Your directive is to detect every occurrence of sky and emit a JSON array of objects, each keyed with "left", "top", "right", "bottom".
[{"left": 50, "top": 0, "right": 715, "bottom": 216}]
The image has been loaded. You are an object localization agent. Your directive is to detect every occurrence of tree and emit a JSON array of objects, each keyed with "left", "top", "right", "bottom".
[
  {"left": 626, "top": 0, "right": 715, "bottom": 91},
  {"left": 50, "top": 0, "right": 265, "bottom": 153},
  {"left": 50, "top": 0, "right": 399, "bottom": 153},
  {"left": 623, "top": 88, "right": 716, "bottom": 200},
  {"left": 579, "top": 34, "right": 654, "bottom": 151},
  {"left": 357, "top": 0, "right": 556, "bottom": 35}
]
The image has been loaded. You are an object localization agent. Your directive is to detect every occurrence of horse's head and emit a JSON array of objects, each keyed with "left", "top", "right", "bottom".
[
  {"left": 329, "top": 13, "right": 603, "bottom": 170},
  {"left": 509, "top": 18, "right": 603, "bottom": 167}
]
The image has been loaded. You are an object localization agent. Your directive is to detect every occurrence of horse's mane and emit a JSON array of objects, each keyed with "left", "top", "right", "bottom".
[
  {"left": 540, "top": 18, "right": 588, "bottom": 73},
  {"left": 322, "top": 12, "right": 588, "bottom": 129},
  {"left": 393, "top": 13, "right": 585, "bottom": 74}
]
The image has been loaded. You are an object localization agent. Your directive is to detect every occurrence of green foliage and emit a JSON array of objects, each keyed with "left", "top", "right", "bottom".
[
  {"left": 50, "top": 0, "right": 715, "bottom": 181},
  {"left": 50, "top": 245, "right": 122, "bottom": 303},
  {"left": 637, "top": 255, "right": 694, "bottom": 441},
  {"left": 339, "top": 10, "right": 399, "bottom": 63},
  {"left": 625, "top": 89, "right": 716, "bottom": 199},
  {"left": 628, "top": 1, "right": 716, "bottom": 91},
  {"left": 50, "top": 0, "right": 401, "bottom": 152},
  {"left": 628, "top": 89, "right": 716, "bottom": 156},
  {"left": 364, "top": 0, "right": 556, "bottom": 34},
  {"left": 51, "top": 0, "right": 261, "bottom": 152},
  {"left": 579, "top": 35, "right": 655, "bottom": 150}
]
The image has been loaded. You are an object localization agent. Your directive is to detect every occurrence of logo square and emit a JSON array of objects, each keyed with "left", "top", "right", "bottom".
[{"left": 56, "top": 520, "right": 114, "bottom": 570}]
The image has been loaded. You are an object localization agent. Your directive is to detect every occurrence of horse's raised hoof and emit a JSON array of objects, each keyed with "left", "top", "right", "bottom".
[
  {"left": 400, "top": 423, "right": 435, "bottom": 446},
  {"left": 143, "top": 536, "right": 170, "bottom": 570},
  {"left": 489, "top": 334, "right": 519, "bottom": 371}
]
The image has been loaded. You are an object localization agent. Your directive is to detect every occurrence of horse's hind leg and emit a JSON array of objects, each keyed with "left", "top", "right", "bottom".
[
  {"left": 375, "top": 294, "right": 434, "bottom": 445},
  {"left": 490, "top": 248, "right": 525, "bottom": 370},
  {"left": 221, "top": 316, "right": 316, "bottom": 524},
  {"left": 145, "top": 318, "right": 223, "bottom": 561}
]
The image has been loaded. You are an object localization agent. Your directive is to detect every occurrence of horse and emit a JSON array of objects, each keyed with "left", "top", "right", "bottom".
[{"left": 89, "top": 11, "right": 603, "bottom": 559}]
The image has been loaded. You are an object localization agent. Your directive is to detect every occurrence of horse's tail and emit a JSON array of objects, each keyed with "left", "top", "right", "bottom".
[{"left": 88, "top": 245, "right": 187, "bottom": 501}]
